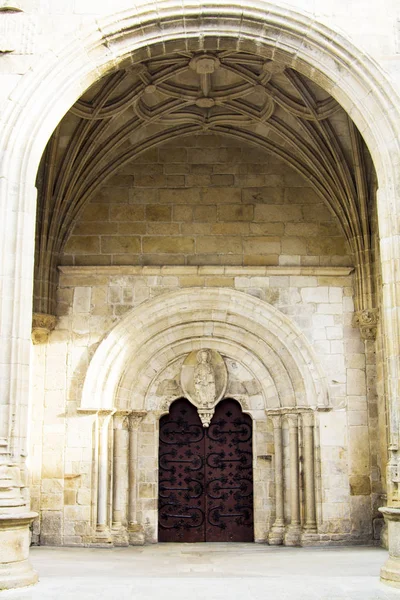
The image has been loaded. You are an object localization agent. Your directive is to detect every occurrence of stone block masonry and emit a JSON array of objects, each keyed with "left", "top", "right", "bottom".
[{"left": 62, "top": 135, "right": 349, "bottom": 269}]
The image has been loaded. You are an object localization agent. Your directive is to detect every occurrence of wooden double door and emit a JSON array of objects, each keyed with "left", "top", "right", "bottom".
[{"left": 158, "top": 398, "right": 253, "bottom": 542}]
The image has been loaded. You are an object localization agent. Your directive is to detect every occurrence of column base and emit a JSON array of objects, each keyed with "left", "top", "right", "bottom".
[
  {"left": 284, "top": 524, "right": 301, "bottom": 546},
  {"left": 92, "top": 526, "right": 113, "bottom": 547},
  {"left": 128, "top": 523, "right": 145, "bottom": 545},
  {"left": 300, "top": 530, "right": 319, "bottom": 546},
  {"left": 268, "top": 524, "right": 285, "bottom": 545},
  {"left": 0, "top": 512, "right": 38, "bottom": 591},
  {"left": 111, "top": 525, "right": 129, "bottom": 547},
  {"left": 379, "top": 507, "right": 400, "bottom": 587}
]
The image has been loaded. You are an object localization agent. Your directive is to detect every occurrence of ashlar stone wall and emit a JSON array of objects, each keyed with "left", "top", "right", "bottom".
[
  {"left": 62, "top": 135, "right": 350, "bottom": 269},
  {"left": 30, "top": 265, "right": 379, "bottom": 547}
]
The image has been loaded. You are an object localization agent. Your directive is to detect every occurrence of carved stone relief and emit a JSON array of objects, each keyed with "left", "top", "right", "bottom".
[
  {"left": 31, "top": 312, "right": 57, "bottom": 344},
  {"left": 352, "top": 308, "right": 379, "bottom": 340},
  {"left": 145, "top": 351, "right": 266, "bottom": 419},
  {"left": 181, "top": 349, "right": 228, "bottom": 426}
]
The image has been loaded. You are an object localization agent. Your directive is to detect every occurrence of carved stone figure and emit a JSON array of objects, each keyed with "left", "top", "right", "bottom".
[
  {"left": 180, "top": 349, "right": 228, "bottom": 426},
  {"left": 194, "top": 349, "right": 216, "bottom": 407}
]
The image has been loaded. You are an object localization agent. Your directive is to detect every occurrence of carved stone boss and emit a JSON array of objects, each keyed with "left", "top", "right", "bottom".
[{"left": 180, "top": 349, "right": 228, "bottom": 427}]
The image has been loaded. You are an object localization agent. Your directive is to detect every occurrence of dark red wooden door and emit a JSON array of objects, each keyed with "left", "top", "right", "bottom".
[{"left": 158, "top": 398, "right": 253, "bottom": 542}]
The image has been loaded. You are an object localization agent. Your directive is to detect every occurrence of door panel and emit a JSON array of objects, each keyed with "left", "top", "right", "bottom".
[
  {"left": 158, "top": 398, "right": 253, "bottom": 542},
  {"left": 158, "top": 399, "right": 205, "bottom": 542},
  {"left": 205, "top": 399, "right": 253, "bottom": 542}
]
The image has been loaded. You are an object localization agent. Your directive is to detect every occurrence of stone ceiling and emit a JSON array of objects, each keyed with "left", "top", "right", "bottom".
[{"left": 35, "top": 51, "right": 375, "bottom": 316}]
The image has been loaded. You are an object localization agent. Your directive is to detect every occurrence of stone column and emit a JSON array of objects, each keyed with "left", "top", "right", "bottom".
[
  {"left": 95, "top": 411, "right": 112, "bottom": 543},
  {"left": 269, "top": 414, "right": 285, "bottom": 545},
  {"left": 128, "top": 411, "right": 147, "bottom": 545},
  {"left": 377, "top": 185, "right": 400, "bottom": 585},
  {"left": 284, "top": 413, "right": 301, "bottom": 546},
  {"left": 301, "top": 412, "right": 318, "bottom": 544},
  {"left": 0, "top": 182, "right": 38, "bottom": 589},
  {"left": 111, "top": 412, "right": 129, "bottom": 546}
]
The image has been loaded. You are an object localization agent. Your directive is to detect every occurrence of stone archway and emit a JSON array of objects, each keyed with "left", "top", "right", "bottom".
[
  {"left": 2, "top": 2, "right": 400, "bottom": 588},
  {"left": 79, "top": 287, "right": 327, "bottom": 546},
  {"left": 80, "top": 287, "right": 329, "bottom": 412}
]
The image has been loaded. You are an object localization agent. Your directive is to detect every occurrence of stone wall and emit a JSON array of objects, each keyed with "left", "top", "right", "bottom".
[
  {"left": 62, "top": 135, "right": 350, "bottom": 268},
  {"left": 30, "top": 265, "right": 378, "bottom": 546}
]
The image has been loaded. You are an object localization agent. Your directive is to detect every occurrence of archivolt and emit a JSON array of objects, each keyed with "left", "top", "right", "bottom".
[{"left": 80, "top": 288, "right": 329, "bottom": 411}]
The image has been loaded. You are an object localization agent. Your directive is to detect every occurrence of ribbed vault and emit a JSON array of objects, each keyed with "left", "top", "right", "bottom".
[{"left": 35, "top": 49, "right": 375, "bottom": 316}]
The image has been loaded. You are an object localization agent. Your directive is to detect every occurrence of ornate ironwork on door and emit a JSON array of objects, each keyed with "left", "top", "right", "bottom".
[{"left": 158, "top": 398, "right": 253, "bottom": 542}]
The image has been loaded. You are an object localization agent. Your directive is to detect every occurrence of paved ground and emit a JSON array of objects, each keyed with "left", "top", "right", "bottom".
[{"left": 2, "top": 544, "right": 400, "bottom": 599}]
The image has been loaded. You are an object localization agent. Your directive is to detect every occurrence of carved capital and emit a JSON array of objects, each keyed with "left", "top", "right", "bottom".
[
  {"left": 286, "top": 413, "right": 299, "bottom": 429},
  {"left": 352, "top": 308, "right": 379, "bottom": 340},
  {"left": 302, "top": 412, "right": 315, "bottom": 428},
  {"left": 270, "top": 414, "right": 282, "bottom": 429},
  {"left": 31, "top": 312, "right": 57, "bottom": 344},
  {"left": 128, "top": 411, "right": 147, "bottom": 431},
  {"left": 113, "top": 411, "right": 130, "bottom": 429}
]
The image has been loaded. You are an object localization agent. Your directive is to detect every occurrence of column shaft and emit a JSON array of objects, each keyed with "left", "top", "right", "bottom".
[
  {"left": 284, "top": 413, "right": 301, "bottom": 546},
  {"left": 302, "top": 412, "right": 317, "bottom": 534},
  {"left": 0, "top": 182, "right": 38, "bottom": 589},
  {"left": 97, "top": 413, "right": 111, "bottom": 532},
  {"left": 128, "top": 412, "right": 146, "bottom": 545},
  {"left": 269, "top": 414, "right": 285, "bottom": 545},
  {"left": 112, "top": 413, "right": 129, "bottom": 528}
]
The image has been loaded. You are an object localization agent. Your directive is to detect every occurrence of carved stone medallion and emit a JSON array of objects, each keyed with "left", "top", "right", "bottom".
[{"left": 180, "top": 349, "right": 228, "bottom": 427}]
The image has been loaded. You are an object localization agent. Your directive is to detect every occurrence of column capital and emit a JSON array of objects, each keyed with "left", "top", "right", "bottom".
[
  {"left": 128, "top": 411, "right": 147, "bottom": 431},
  {"left": 286, "top": 413, "right": 299, "bottom": 428},
  {"left": 113, "top": 411, "right": 130, "bottom": 429},
  {"left": 97, "top": 410, "right": 114, "bottom": 425},
  {"left": 270, "top": 414, "right": 282, "bottom": 428},
  {"left": 302, "top": 412, "right": 315, "bottom": 427}
]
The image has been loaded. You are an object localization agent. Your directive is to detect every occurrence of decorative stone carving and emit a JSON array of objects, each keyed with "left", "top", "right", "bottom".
[
  {"left": 181, "top": 349, "right": 228, "bottom": 427},
  {"left": 352, "top": 308, "right": 379, "bottom": 340},
  {"left": 189, "top": 54, "right": 221, "bottom": 74},
  {"left": 31, "top": 313, "right": 57, "bottom": 344}
]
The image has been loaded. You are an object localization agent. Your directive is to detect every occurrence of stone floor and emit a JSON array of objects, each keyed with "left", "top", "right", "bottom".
[{"left": 2, "top": 544, "right": 400, "bottom": 599}]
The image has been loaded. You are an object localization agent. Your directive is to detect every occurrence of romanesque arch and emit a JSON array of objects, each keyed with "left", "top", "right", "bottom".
[
  {"left": 81, "top": 287, "right": 329, "bottom": 411},
  {"left": 80, "top": 287, "right": 328, "bottom": 546}
]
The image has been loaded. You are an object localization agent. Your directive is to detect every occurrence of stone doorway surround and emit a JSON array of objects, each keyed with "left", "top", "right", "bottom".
[
  {"left": 1, "top": 1, "right": 400, "bottom": 589},
  {"left": 77, "top": 284, "right": 329, "bottom": 547}
]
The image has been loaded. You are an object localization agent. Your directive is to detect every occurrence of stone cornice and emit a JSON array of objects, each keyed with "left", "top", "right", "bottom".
[{"left": 59, "top": 265, "right": 354, "bottom": 278}]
